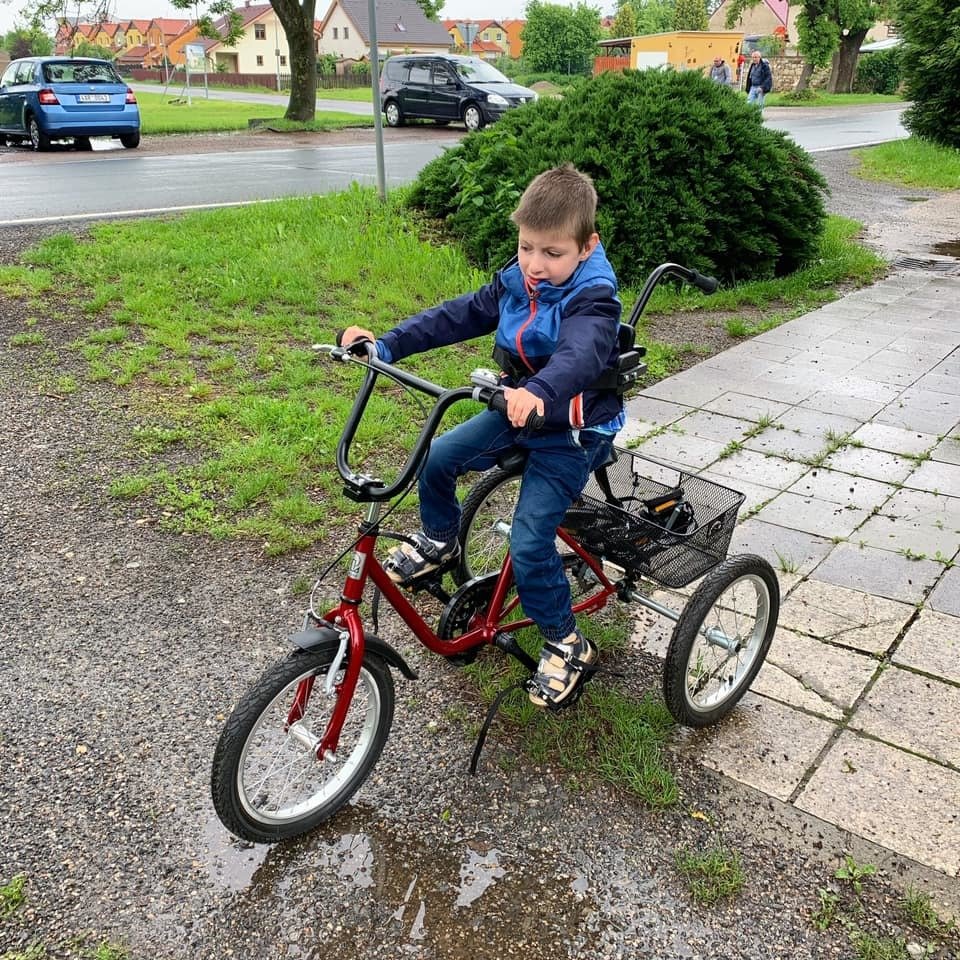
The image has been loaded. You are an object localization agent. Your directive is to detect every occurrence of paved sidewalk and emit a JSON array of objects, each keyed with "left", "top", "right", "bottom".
[{"left": 624, "top": 265, "right": 960, "bottom": 883}]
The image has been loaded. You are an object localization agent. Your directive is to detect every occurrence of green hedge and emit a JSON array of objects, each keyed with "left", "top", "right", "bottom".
[
  {"left": 408, "top": 69, "right": 827, "bottom": 287},
  {"left": 854, "top": 47, "right": 903, "bottom": 95}
]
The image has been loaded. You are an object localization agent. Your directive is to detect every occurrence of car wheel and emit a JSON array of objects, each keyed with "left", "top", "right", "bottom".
[
  {"left": 120, "top": 131, "right": 140, "bottom": 149},
  {"left": 463, "top": 104, "right": 484, "bottom": 132},
  {"left": 0, "top": 133, "right": 6, "bottom": 147},
  {"left": 28, "top": 116, "right": 51, "bottom": 152},
  {"left": 384, "top": 100, "right": 404, "bottom": 127},
  {"left": 75, "top": 136, "right": 93, "bottom": 151}
]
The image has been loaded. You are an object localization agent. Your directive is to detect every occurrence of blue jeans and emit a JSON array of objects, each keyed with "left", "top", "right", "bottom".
[
  {"left": 747, "top": 85, "right": 766, "bottom": 108},
  {"left": 418, "top": 409, "right": 614, "bottom": 642}
]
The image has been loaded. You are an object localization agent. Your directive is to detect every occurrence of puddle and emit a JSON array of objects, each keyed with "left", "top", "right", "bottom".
[
  {"left": 931, "top": 238, "right": 960, "bottom": 257},
  {"left": 195, "top": 803, "right": 707, "bottom": 958}
]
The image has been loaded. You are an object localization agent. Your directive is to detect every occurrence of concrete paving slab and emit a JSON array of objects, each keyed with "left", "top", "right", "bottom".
[
  {"left": 855, "top": 513, "right": 960, "bottom": 560},
  {"left": 727, "top": 376, "right": 813, "bottom": 405},
  {"left": 796, "top": 731, "right": 960, "bottom": 876},
  {"left": 815, "top": 338, "right": 884, "bottom": 362},
  {"left": 743, "top": 426, "right": 836, "bottom": 461},
  {"left": 887, "top": 337, "right": 958, "bottom": 364},
  {"left": 672, "top": 694, "right": 837, "bottom": 802},
  {"left": 698, "top": 472, "right": 780, "bottom": 514},
  {"left": 931, "top": 435, "right": 960, "bottom": 465},
  {"left": 729, "top": 519, "right": 833, "bottom": 577},
  {"left": 848, "top": 359, "right": 928, "bottom": 388},
  {"left": 821, "top": 446, "right": 916, "bottom": 484},
  {"left": 641, "top": 370, "right": 735, "bottom": 408},
  {"left": 778, "top": 579, "right": 914, "bottom": 655},
  {"left": 754, "top": 492, "right": 869, "bottom": 540},
  {"left": 850, "top": 666, "right": 960, "bottom": 768},
  {"left": 700, "top": 391, "right": 792, "bottom": 423},
  {"left": 849, "top": 422, "right": 941, "bottom": 456},
  {"left": 893, "top": 609, "right": 960, "bottom": 685},
  {"left": 752, "top": 627, "right": 878, "bottom": 720},
  {"left": 879, "top": 488, "right": 960, "bottom": 527},
  {"left": 928, "top": 565, "right": 960, "bottom": 616},
  {"left": 671, "top": 409, "right": 755, "bottom": 444},
  {"left": 874, "top": 399, "right": 960, "bottom": 436},
  {"left": 775, "top": 406, "right": 864, "bottom": 438},
  {"left": 635, "top": 431, "right": 729, "bottom": 470},
  {"left": 708, "top": 449, "right": 810, "bottom": 490},
  {"left": 818, "top": 375, "right": 902, "bottom": 403},
  {"left": 903, "top": 458, "right": 960, "bottom": 497},
  {"left": 786, "top": 468, "right": 896, "bottom": 511},
  {"left": 801, "top": 390, "right": 888, "bottom": 421},
  {"left": 623, "top": 395, "right": 691, "bottom": 429},
  {"left": 916, "top": 373, "right": 960, "bottom": 397},
  {"left": 811, "top": 542, "right": 941, "bottom": 604}
]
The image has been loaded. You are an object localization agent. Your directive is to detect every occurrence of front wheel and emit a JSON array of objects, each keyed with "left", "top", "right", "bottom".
[
  {"left": 383, "top": 100, "right": 404, "bottom": 127},
  {"left": 463, "top": 103, "right": 484, "bottom": 132},
  {"left": 663, "top": 554, "right": 779, "bottom": 727},
  {"left": 211, "top": 647, "right": 395, "bottom": 843}
]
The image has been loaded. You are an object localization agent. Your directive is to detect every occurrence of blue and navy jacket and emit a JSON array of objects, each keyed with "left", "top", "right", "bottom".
[{"left": 377, "top": 243, "right": 623, "bottom": 431}]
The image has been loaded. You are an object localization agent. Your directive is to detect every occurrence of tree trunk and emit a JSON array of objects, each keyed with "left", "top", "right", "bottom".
[
  {"left": 827, "top": 29, "right": 868, "bottom": 94},
  {"left": 795, "top": 60, "right": 815, "bottom": 92},
  {"left": 273, "top": 0, "right": 318, "bottom": 122}
]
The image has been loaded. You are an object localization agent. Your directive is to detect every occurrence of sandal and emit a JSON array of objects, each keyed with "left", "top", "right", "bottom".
[
  {"left": 385, "top": 532, "right": 460, "bottom": 585},
  {"left": 528, "top": 631, "right": 598, "bottom": 709}
]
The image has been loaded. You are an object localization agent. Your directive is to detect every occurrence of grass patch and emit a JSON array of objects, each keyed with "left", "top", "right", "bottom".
[
  {"left": 767, "top": 91, "right": 904, "bottom": 108},
  {"left": 674, "top": 844, "right": 745, "bottom": 904},
  {"left": 854, "top": 137, "right": 960, "bottom": 190},
  {"left": 134, "top": 91, "right": 370, "bottom": 135},
  {"left": 1, "top": 874, "right": 26, "bottom": 920}
]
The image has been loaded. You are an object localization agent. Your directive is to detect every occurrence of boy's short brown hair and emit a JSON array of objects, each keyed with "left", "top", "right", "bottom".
[{"left": 510, "top": 163, "right": 597, "bottom": 249}]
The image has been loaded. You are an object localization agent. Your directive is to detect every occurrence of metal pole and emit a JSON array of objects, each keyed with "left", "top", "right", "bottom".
[
  {"left": 367, "top": 0, "right": 386, "bottom": 200},
  {"left": 275, "top": 18, "right": 281, "bottom": 92}
]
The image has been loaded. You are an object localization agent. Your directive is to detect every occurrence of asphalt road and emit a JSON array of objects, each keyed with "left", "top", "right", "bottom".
[{"left": 0, "top": 102, "right": 908, "bottom": 225}]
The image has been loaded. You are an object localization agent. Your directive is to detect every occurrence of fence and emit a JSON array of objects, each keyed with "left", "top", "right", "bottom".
[{"left": 123, "top": 67, "right": 371, "bottom": 92}]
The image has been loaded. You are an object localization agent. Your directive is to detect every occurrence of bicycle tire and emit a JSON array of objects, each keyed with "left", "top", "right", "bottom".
[
  {"left": 456, "top": 467, "right": 594, "bottom": 596},
  {"left": 663, "top": 554, "right": 779, "bottom": 727},
  {"left": 211, "top": 647, "right": 394, "bottom": 843}
]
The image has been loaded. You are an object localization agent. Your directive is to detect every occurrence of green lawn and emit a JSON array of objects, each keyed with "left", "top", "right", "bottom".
[
  {"left": 854, "top": 136, "right": 960, "bottom": 189},
  {"left": 766, "top": 91, "right": 905, "bottom": 107},
  {"left": 135, "top": 90, "right": 372, "bottom": 134}
]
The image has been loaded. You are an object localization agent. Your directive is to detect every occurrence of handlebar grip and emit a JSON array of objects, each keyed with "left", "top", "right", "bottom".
[
  {"left": 488, "top": 391, "right": 546, "bottom": 431},
  {"left": 334, "top": 329, "right": 375, "bottom": 358},
  {"left": 689, "top": 269, "right": 719, "bottom": 294}
]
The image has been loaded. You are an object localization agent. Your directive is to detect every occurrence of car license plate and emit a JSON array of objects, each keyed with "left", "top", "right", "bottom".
[{"left": 78, "top": 94, "right": 110, "bottom": 103}]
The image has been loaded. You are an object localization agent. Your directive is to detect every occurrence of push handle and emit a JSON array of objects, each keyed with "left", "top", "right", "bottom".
[{"left": 625, "top": 262, "right": 720, "bottom": 329}]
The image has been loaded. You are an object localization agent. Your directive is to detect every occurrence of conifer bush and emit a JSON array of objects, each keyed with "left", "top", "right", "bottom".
[{"left": 408, "top": 69, "right": 828, "bottom": 287}]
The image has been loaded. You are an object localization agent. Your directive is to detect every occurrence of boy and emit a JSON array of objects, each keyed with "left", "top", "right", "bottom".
[{"left": 341, "top": 164, "right": 623, "bottom": 709}]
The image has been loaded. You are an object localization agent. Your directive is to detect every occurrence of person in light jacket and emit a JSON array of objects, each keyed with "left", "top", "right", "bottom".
[{"left": 709, "top": 56, "right": 732, "bottom": 86}]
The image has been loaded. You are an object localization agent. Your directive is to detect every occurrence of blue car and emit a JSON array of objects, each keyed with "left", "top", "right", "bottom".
[{"left": 0, "top": 56, "right": 141, "bottom": 151}]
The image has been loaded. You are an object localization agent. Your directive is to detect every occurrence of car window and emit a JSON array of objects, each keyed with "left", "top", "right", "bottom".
[
  {"left": 0, "top": 64, "right": 19, "bottom": 87},
  {"left": 452, "top": 59, "right": 509, "bottom": 83},
  {"left": 384, "top": 59, "right": 408, "bottom": 82},
  {"left": 14, "top": 61, "right": 37, "bottom": 84},
  {"left": 44, "top": 61, "right": 120, "bottom": 84},
  {"left": 431, "top": 63, "right": 454, "bottom": 86},
  {"left": 408, "top": 64, "right": 430, "bottom": 84}
]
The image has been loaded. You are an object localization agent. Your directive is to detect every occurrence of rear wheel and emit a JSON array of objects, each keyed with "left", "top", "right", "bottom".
[
  {"left": 463, "top": 103, "right": 484, "bottom": 132},
  {"left": 663, "top": 554, "right": 779, "bottom": 727},
  {"left": 456, "top": 467, "right": 600, "bottom": 600},
  {"left": 384, "top": 100, "right": 404, "bottom": 127},
  {"left": 74, "top": 136, "right": 92, "bottom": 151},
  {"left": 28, "top": 116, "right": 50, "bottom": 152},
  {"left": 120, "top": 131, "right": 140, "bottom": 149},
  {"left": 211, "top": 647, "right": 395, "bottom": 843}
]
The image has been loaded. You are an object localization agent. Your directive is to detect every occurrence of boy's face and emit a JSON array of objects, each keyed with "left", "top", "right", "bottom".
[{"left": 517, "top": 228, "right": 599, "bottom": 287}]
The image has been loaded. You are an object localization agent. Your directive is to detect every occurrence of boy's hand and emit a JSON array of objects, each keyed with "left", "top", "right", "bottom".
[
  {"left": 504, "top": 387, "right": 545, "bottom": 428},
  {"left": 341, "top": 325, "right": 376, "bottom": 348}
]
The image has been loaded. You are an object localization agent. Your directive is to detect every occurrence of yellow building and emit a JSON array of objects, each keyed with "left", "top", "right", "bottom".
[{"left": 598, "top": 30, "right": 745, "bottom": 75}]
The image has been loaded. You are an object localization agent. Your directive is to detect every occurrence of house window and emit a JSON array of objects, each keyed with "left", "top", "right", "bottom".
[
  {"left": 280, "top": 55, "right": 287, "bottom": 65},
  {"left": 344, "top": 27, "right": 349, "bottom": 38},
  {"left": 255, "top": 23, "right": 266, "bottom": 39},
  {"left": 256, "top": 55, "right": 263, "bottom": 65},
  {"left": 496, "top": 32, "right": 502, "bottom": 40},
  {"left": 333, "top": 27, "right": 338, "bottom": 39}
]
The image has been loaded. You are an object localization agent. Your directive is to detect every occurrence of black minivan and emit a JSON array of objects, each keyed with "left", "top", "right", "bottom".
[{"left": 379, "top": 54, "right": 537, "bottom": 132}]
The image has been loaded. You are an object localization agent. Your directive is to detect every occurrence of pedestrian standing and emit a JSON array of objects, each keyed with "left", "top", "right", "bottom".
[
  {"left": 744, "top": 50, "right": 773, "bottom": 108},
  {"left": 709, "top": 56, "right": 732, "bottom": 86}
]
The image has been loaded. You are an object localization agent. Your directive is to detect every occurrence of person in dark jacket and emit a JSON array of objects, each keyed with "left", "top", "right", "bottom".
[
  {"left": 341, "top": 164, "right": 623, "bottom": 708},
  {"left": 745, "top": 50, "right": 773, "bottom": 108}
]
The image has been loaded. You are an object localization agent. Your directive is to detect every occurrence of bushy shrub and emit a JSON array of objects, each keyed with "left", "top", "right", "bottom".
[
  {"left": 854, "top": 47, "right": 903, "bottom": 95},
  {"left": 408, "top": 69, "right": 827, "bottom": 287}
]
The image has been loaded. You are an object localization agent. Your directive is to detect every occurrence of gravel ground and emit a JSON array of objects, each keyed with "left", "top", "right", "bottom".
[{"left": 1, "top": 142, "right": 957, "bottom": 960}]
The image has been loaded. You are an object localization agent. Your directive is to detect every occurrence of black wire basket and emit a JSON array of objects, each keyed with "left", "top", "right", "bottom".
[{"left": 567, "top": 447, "right": 745, "bottom": 588}]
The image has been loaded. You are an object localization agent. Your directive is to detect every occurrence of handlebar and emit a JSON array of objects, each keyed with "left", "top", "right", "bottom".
[
  {"left": 318, "top": 344, "right": 542, "bottom": 501},
  {"left": 624, "top": 262, "right": 718, "bottom": 329}
]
